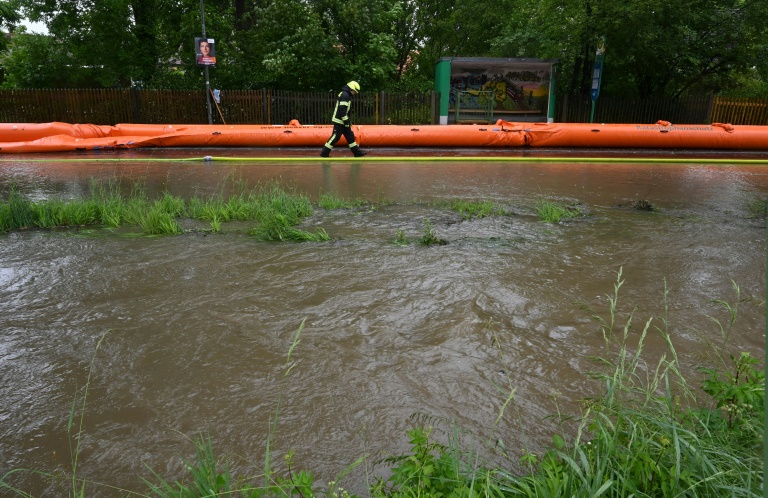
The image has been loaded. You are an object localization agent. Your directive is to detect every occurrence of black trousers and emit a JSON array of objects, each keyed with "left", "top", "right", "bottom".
[{"left": 324, "top": 123, "right": 358, "bottom": 149}]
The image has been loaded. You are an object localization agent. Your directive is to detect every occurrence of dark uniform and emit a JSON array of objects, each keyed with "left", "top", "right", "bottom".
[{"left": 320, "top": 81, "right": 367, "bottom": 157}]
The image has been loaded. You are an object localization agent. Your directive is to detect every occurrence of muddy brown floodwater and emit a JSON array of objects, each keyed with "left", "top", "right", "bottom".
[{"left": 0, "top": 149, "right": 766, "bottom": 497}]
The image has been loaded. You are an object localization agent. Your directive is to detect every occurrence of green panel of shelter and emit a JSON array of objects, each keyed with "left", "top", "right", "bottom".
[{"left": 434, "top": 59, "right": 452, "bottom": 125}]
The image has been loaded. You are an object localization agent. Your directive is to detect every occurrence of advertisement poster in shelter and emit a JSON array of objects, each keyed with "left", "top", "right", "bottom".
[{"left": 449, "top": 60, "right": 553, "bottom": 117}]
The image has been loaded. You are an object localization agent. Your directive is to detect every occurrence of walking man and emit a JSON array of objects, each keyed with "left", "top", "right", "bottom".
[{"left": 321, "top": 81, "right": 367, "bottom": 157}]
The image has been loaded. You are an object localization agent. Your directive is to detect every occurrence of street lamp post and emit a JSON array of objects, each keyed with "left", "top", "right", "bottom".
[{"left": 200, "top": 0, "right": 213, "bottom": 124}]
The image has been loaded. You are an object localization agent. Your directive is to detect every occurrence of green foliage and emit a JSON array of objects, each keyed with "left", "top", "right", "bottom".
[
  {"left": 251, "top": 212, "right": 329, "bottom": 242},
  {"left": 318, "top": 193, "right": 368, "bottom": 210},
  {"left": 449, "top": 200, "right": 507, "bottom": 220},
  {"left": 0, "top": 0, "right": 20, "bottom": 34},
  {"left": 3, "top": 187, "right": 34, "bottom": 229},
  {"left": 0, "top": 34, "right": 72, "bottom": 88},
  {"left": 5, "top": 0, "right": 766, "bottom": 95},
  {"left": 374, "top": 427, "right": 459, "bottom": 496},
  {"left": 394, "top": 228, "right": 408, "bottom": 245},
  {"left": 143, "top": 433, "right": 231, "bottom": 498},
  {"left": 499, "top": 269, "right": 764, "bottom": 497},
  {"left": 701, "top": 352, "right": 764, "bottom": 430},
  {"left": 0, "top": 179, "right": 329, "bottom": 240},
  {"left": 139, "top": 207, "right": 183, "bottom": 235},
  {"left": 535, "top": 200, "right": 582, "bottom": 223},
  {"left": 418, "top": 218, "right": 447, "bottom": 246}
]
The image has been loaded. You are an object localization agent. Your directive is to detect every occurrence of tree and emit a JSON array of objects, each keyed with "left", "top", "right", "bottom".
[
  {"left": 488, "top": 0, "right": 768, "bottom": 98},
  {"left": 0, "top": 0, "right": 21, "bottom": 53},
  {"left": 4, "top": 0, "right": 765, "bottom": 95},
  {"left": 1, "top": 33, "right": 75, "bottom": 88}
]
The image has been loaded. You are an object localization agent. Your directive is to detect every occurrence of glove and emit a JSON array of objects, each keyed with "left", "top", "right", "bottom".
[{"left": 344, "top": 120, "right": 351, "bottom": 128}]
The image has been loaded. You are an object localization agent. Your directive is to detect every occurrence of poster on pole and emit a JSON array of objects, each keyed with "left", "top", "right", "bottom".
[{"left": 195, "top": 37, "right": 216, "bottom": 66}]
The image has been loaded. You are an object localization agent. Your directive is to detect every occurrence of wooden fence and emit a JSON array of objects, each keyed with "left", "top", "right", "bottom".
[
  {"left": 555, "top": 94, "right": 768, "bottom": 125},
  {"left": 556, "top": 94, "right": 712, "bottom": 124},
  {"left": 0, "top": 89, "right": 765, "bottom": 125},
  {"left": 0, "top": 88, "right": 437, "bottom": 126},
  {"left": 710, "top": 96, "right": 768, "bottom": 125}
]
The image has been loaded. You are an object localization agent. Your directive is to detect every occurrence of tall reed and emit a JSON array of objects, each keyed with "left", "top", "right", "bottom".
[{"left": 495, "top": 269, "right": 763, "bottom": 497}]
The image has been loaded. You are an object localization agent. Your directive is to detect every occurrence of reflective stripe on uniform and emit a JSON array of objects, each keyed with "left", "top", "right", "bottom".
[{"left": 331, "top": 91, "right": 352, "bottom": 125}]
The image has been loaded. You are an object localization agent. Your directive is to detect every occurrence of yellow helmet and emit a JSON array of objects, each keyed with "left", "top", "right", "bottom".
[{"left": 347, "top": 81, "right": 360, "bottom": 92}]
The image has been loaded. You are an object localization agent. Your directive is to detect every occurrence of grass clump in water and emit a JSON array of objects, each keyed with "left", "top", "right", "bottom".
[
  {"left": 0, "top": 187, "right": 35, "bottom": 231},
  {"left": 393, "top": 228, "right": 408, "bottom": 245},
  {"left": 251, "top": 212, "right": 329, "bottom": 241},
  {"left": 449, "top": 199, "right": 507, "bottom": 220},
  {"left": 0, "top": 179, "right": 325, "bottom": 240},
  {"left": 535, "top": 199, "right": 582, "bottom": 223},
  {"left": 248, "top": 181, "right": 329, "bottom": 241},
  {"left": 318, "top": 192, "right": 368, "bottom": 210},
  {"left": 139, "top": 207, "right": 184, "bottom": 235},
  {"left": 418, "top": 218, "right": 447, "bottom": 246}
]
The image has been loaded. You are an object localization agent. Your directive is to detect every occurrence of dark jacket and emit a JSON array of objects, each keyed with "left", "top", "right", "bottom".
[{"left": 331, "top": 85, "right": 354, "bottom": 126}]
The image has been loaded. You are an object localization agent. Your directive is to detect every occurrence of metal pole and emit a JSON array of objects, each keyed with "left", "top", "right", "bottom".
[{"left": 200, "top": 0, "right": 213, "bottom": 124}]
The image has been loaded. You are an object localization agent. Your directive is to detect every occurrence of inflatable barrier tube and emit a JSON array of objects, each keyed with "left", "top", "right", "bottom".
[{"left": 0, "top": 120, "right": 767, "bottom": 153}]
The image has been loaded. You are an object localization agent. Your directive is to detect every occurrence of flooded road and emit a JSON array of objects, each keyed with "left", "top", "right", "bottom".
[{"left": 0, "top": 150, "right": 766, "bottom": 496}]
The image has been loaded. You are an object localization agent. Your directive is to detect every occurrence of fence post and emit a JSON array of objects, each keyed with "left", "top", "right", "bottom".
[
  {"left": 431, "top": 91, "right": 437, "bottom": 124},
  {"left": 561, "top": 94, "right": 569, "bottom": 123},
  {"left": 705, "top": 93, "right": 715, "bottom": 124},
  {"left": 262, "top": 88, "right": 268, "bottom": 124},
  {"left": 379, "top": 91, "right": 386, "bottom": 125},
  {"left": 131, "top": 87, "right": 140, "bottom": 123}
]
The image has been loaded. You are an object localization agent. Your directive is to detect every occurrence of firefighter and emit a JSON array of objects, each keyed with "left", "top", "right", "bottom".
[{"left": 320, "top": 81, "right": 367, "bottom": 157}]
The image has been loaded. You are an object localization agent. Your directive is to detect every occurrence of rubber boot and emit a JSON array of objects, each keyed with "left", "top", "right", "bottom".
[
  {"left": 320, "top": 146, "right": 331, "bottom": 157},
  {"left": 351, "top": 146, "right": 367, "bottom": 157}
]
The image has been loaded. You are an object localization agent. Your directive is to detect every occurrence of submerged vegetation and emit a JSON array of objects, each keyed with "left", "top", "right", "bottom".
[
  {"left": 0, "top": 179, "right": 594, "bottom": 242},
  {"left": 534, "top": 199, "right": 583, "bottom": 223},
  {"left": 0, "top": 270, "right": 761, "bottom": 497},
  {"left": 437, "top": 199, "right": 509, "bottom": 220},
  {"left": 0, "top": 178, "right": 320, "bottom": 239}
]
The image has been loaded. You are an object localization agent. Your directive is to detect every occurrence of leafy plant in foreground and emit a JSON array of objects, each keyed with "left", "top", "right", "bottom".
[
  {"left": 497, "top": 269, "right": 763, "bottom": 497},
  {"left": 701, "top": 352, "right": 764, "bottom": 431}
]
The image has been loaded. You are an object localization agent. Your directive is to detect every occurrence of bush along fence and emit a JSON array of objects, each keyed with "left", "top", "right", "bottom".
[{"left": 0, "top": 89, "right": 765, "bottom": 126}]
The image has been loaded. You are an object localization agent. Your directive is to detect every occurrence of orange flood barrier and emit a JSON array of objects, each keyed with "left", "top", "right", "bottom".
[{"left": 0, "top": 120, "right": 767, "bottom": 153}]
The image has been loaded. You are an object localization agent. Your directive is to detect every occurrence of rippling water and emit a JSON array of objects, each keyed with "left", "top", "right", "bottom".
[{"left": 0, "top": 151, "right": 766, "bottom": 496}]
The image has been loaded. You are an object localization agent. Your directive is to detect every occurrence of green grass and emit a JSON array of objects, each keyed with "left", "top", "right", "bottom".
[
  {"left": 139, "top": 207, "right": 184, "bottom": 235},
  {"left": 0, "top": 183, "right": 586, "bottom": 239},
  {"left": 318, "top": 192, "right": 369, "bottom": 210},
  {"left": 418, "top": 218, "right": 447, "bottom": 246},
  {"left": 250, "top": 211, "right": 329, "bottom": 241},
  {"left": 448, "top": 199, "right": 508, "bottom": 220},
  {"left": 496, "top": 269, "right": 763, "bottom": 497},
  {"left": 0, "top": 179, "right": 325, "bottom": 241},
  {"left": 4, "top": 187, "right": 35, "bottom": 230},
  {"left": 535, "top": 199, "right": 582, "bottom": 223},
  {"left": 393, "top": 228, "right": 408, "bottom": 245}
]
